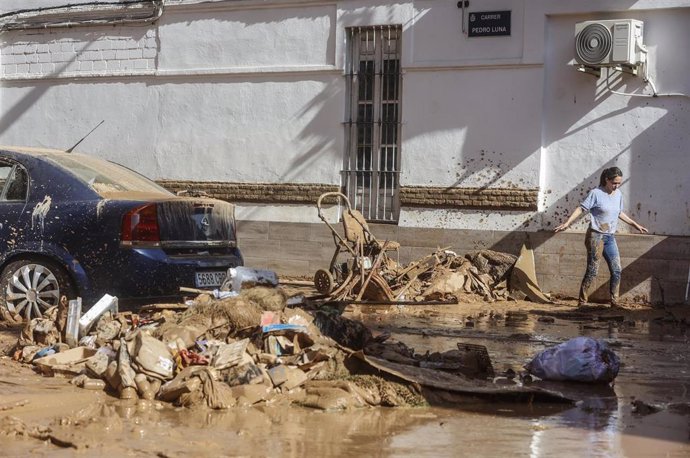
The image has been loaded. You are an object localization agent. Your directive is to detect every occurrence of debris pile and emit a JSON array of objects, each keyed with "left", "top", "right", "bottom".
[
  {"left": 314, "top": 192, "right": 548, "bottom": 304},
  {"left": 390, "top": 248, "right": 518, "bottom": 302},
  {"left": 317, "top": 247, "right": 527, "bottom": 303},
  {"left": 7, "top": 276, "right": 569, "bottom": 410}
]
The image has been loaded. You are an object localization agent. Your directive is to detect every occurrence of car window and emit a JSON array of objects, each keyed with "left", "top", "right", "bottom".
[
  {"left": 0, "top": 163, "right": 28, "bottom": 202},
  {"left": 46, "top": 154, "right": 173, "bottom": 197},
  {"left": 0, "top": 164, "right": 9, "bottom": 193}
]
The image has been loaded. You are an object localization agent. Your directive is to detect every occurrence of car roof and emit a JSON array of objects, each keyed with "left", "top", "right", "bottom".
[{"left": 0, "top": 145, "right": 90, "bottom": 162}]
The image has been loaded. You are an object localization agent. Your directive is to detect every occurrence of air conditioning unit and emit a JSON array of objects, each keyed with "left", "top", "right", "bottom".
[{"left": 575, "top": 19, "right": 645, "bottom": 67}]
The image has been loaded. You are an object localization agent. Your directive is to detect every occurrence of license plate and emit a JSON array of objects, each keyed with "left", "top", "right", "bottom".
[{"left": 195, "top": 271, "right": 226, "bottom": 288}]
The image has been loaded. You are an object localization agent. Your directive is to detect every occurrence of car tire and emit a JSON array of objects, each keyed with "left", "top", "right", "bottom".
[{"left": 0, "top": 258, "right": 75, "bottom": 321}]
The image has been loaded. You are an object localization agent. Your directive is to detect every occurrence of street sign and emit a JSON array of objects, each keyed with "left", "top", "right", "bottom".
[{"left": 468, "top": 10, "right": 511, "bottom": 37}]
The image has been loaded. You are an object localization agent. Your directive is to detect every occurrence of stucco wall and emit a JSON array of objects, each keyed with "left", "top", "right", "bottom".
[
  {"left": 541, "top": 10, "right": 690, "bottom": 236},
  {"left": 0, "top": 0, "right": 690, "bottom": 235},
  {"left": 0, "top": 0, "right": 689, "bottom": 238}
]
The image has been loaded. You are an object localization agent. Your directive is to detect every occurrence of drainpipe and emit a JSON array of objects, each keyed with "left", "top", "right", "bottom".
[{"left": 0, "top": 1, "right": 163, "bottom": 31}]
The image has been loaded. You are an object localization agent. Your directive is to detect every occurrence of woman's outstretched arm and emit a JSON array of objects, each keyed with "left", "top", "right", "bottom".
[
  {"left": 619, "top": 212, "right": 649, "bottom": 233},
  {"left": 554, "top": 206, "right": 584, "bottom": 232}
]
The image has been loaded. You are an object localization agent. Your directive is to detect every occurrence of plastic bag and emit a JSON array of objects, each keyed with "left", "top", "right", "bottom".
[{"left": 525, "top": 337, "right": 620, "bottom": 383}]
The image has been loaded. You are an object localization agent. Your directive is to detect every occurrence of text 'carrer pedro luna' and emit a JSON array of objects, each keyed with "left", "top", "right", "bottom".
[{"left": 469, "top": 12, "right": 508, "bottom": 34}]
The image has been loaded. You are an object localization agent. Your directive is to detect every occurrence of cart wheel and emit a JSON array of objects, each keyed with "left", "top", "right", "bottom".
[{"left": 314, "top": 269, "right": 335, "bottom": 295}]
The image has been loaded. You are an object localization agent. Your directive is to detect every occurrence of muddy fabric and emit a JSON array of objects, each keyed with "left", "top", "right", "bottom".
[
  {"left": 300, "top": 376, "right": 424, "bottom": 409},
  {"left": 308, "top": 346, "right": 352, "bottom": 381},
  {"left": 348, "top": 375, "right": 426, "bottom": 407},
  {"left": 302, "top": 379, "right": 378, "bottom": 409},
  {"left": 313, "top": 312, "right": 372, "bottom": 350},
  {"left": 162, "top": 366, "right": 234, "bottom": 409},
  {"left": 158, "top": 324, "right": 206, "bottom": 350},
  {"left": 240, "top": 287, "right": 287, "bottom": 312},
  {"left": 198, "top": 368, "right": 236, "bottom": 409},
  {"left": 20, "top": 317, "right": 59, "bottom": 347},
  {"left": 127, "top": 331, "right": 174, "bottom": 380},
  {"left": 159, "top": 366, "right": 204, "bottom": 402},
  {"left": 156, "top": 296, "right": 264, "bottom": 340},
  {"left": 579, "top": 228, "right": 621, "bottom": 304},
  {"left": 422, "top": 270, "right": 467, "bottom": 299},
  {"left": 56, "top": 296, "right": 68, "bottom": 339}
]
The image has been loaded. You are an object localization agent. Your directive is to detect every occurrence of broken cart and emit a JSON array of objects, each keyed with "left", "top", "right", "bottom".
[{"left": 313, "top": 192, "right": 399, "bottom": 301}]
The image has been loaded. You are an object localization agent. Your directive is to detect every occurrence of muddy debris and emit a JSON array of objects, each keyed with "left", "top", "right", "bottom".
[
  {"left": 314, "top": 246, "right": 540, "bottom": 305},
  {"left": 312, "top": 192, "right": 549, "bottom": 305},
  {"left": 3, "top": 276, "right": 574, "bottom": 414}
]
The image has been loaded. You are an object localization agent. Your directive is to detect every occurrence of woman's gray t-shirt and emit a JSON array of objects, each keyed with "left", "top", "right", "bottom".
[{"left": 580, "top": 187, "right": 623, "bottom": 234}]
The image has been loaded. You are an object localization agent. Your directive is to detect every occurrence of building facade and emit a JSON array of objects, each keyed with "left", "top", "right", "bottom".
[{"left": 1, "top": 0, "right": 689, "bottom": 302}]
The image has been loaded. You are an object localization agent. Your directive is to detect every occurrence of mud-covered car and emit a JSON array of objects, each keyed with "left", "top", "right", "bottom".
[{"left": 0, "top": 146, "right": 243, "bottom": 319}]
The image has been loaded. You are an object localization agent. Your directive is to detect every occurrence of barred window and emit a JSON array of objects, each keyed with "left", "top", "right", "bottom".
[{"left": 343, "top": 25, "right": 402, "bottom": 222}]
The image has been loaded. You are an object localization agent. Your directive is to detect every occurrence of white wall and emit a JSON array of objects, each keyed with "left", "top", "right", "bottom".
[
  {"left": 541, "top": 10, "right": 690, "bottom": 235},
  {"left": 0, "top": 1, "right": 344, "bottom": 185},
  {"left": 158, "top": 5, "right": 336, "bottom": 71},
  {"left": 0, "top": 0, "right": 688, "bottom": 236}
]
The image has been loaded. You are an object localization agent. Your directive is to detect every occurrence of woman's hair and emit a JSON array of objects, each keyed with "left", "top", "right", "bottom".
[{"left": 599, "top": 167, "right": 623, "bottom": 186}]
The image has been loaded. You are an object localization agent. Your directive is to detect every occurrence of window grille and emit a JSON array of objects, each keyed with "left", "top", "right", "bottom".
[{"left": 343, "top": 25, "right": 402, "bottom": 222}]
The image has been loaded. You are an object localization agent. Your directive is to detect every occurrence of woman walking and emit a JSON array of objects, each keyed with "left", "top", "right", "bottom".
[{"left": 555, "top": 167, "right": 648, "bottom": 306}]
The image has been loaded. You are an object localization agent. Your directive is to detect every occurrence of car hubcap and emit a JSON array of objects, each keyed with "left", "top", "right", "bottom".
[{"left": 5, "top": 264, "right": 61, "bottom": 320}]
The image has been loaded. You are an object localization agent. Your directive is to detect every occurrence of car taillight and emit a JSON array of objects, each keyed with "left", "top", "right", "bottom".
[{"left": 121, "top": 204, "right": 160, "bottom": 244}]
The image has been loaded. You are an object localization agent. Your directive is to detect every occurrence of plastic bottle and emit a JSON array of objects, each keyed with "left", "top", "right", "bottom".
[{"left": 82, "top": 378, "right": 106, "bottom": 390}]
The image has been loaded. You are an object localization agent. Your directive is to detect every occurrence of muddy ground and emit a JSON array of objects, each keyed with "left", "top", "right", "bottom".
[{"left": 1, "top": 293, "right": 689, "bottom": 457}]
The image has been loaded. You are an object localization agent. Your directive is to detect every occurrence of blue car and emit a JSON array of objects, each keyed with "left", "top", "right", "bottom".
[{"left": 0, "top": 146, "right": 243, "bottom": 319}]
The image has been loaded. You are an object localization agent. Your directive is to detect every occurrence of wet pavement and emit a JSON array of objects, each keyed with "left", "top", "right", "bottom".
[{"left": 1, "top": 302, "right": 689, "bottom": 457}]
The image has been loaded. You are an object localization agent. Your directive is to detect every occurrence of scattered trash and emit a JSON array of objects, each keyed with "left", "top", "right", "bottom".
[
  {"left": 33, "top": 346, "right": 57, "bottom": 359},
  {"left": 210, "top": 339, "right": 249, "bottom": 370},
  {"left": 65, "top": 298, "right": 82, "bottom": 348},
  {"left": 510, "top": 243, "right": 551, "bottom": 303},
  {"left": 70, "top": 374, "right": 106, "bottom": 391},
  {"left": 127, "top": 330, "right": 174, "bottom": 380},
  {"left": 221, "top": 266, "right": 279, "bottom": 293},
  {"left": 7, "top": 274, "right": 572, "bottom": 411},
  {"left": 312, "top": 192, "right": 549, "bottom": 304},
  {"left": 78, "top": 294, "right": 118, "bottom": 335},
  {"left": 33, "top": 346, "right": 97, "bottom": 377},
  {"left": 525, "top": 337, "right": 620, "bottom": 383}
]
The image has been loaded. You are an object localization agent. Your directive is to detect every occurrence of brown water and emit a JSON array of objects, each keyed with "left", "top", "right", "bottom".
[{"left": 1, "top": 307, "right": 689, "bottom": 457}]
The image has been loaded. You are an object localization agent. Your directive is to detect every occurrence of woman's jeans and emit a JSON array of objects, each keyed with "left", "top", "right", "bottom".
[{"left": 579, "top": 228, "right": 622, "bottom": 304}]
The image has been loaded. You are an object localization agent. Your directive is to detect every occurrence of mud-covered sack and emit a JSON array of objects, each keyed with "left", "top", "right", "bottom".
[
  {"left": 127, "top": 330, "right": 174, "bottom": 380},
  {"left": 525, "top": 337, "right": 620, "bottom": 383}
]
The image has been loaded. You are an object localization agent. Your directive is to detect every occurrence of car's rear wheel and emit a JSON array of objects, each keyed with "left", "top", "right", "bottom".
[{"left": 0, "top": 258, "right": 74, "bottom": 321}]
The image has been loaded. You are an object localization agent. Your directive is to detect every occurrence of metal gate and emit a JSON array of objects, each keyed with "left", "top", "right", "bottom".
[{"left": 343, "top": 25, "right": 402, "bottom": 222}]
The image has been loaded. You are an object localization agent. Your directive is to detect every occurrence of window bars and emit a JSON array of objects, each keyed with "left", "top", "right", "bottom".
[{"left": 344, "top": 25, "right": 402, "bottom": 223}]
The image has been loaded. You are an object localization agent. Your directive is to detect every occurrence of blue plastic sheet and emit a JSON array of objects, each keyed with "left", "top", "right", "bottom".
[
  {"left": 525, "top": 337, "right": 620, "bottom": 383},
  {"left": 262, "top": 323, "right": 308, "bottom": 334}
]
